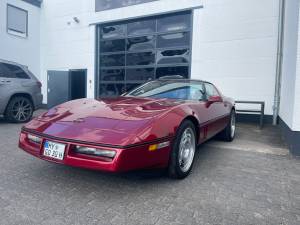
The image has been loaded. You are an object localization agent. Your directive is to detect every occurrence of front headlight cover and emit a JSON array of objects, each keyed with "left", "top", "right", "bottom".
[{"left": 74, "top": 146, "right": 116, "bottom": 158}]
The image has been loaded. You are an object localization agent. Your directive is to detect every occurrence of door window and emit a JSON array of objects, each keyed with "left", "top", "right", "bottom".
[
  {"left": 128, "top": 19, "right": 156, "bottom": 36},
  {"left": 156, "top": 66, "right": 189, "bottom": 79},
  {"left": 100, "top": 39, "right": 125, "bottom": 53},
  {"left": 127, "top": 36, "right": 155, "bottom": 51},
  {"left": 157, "top": 32, "right": 190, "bottom": 48},
  {"left": 189, "top": 83, "right": 205, "bottom": 101},
  {"left": 101, "top": 24, "right": 126, "bottom": 39},
  {"left": 0, "top": 62, "right": 14, "bottom": 78},
  {"left": 157, "top": 12, "right": 191, "bottom": 32},
  {"left": 205, "top": 83, "right": 220, "bottom": 98}
]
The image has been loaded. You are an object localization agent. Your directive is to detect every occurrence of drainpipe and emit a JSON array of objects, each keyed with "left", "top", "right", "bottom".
[{"left": 273, "top": 0, "right": 285, "bottom": 125}]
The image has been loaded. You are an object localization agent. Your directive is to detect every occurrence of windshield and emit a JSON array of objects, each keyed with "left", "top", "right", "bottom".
[{"left": 125, "top": 80, "right": 205, "bottom": 101}]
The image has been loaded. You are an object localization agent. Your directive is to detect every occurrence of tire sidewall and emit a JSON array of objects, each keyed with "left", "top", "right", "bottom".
[
  {"left": 229, "top": 110, "right": 236, "bottom": 140},
  {"left": 225, "top": 109, "right": 236, "bottom": 142},
  {"left": 5, "top": 97, "right": 33, "bottom": 123},
  {"left": 168, "top": 120, "right": 196, "bottom": 179}
]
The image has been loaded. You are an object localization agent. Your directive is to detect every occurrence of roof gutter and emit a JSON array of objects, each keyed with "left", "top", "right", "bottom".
[{"left": 273, "top": 0, "right": 285, "bottom": 125}]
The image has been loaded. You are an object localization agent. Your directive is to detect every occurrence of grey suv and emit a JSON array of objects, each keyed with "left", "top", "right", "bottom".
[{"left": 0, "top": 60, "right": 43, "bottom": 123}]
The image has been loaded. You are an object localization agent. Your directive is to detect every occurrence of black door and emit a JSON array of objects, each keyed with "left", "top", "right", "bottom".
[{"left": 69, "top": 69, "right": 87, "bottom": 100}]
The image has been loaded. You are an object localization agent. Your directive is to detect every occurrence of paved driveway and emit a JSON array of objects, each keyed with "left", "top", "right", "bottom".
[{"left": 0, "top": 114, "right": 300, "bottom": 225}]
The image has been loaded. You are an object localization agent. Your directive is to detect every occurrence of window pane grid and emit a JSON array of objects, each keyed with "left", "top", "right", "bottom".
[
  {"left": 99, "top": 28, "right": 191, "bottom": 41},
  {"left": 100, "top": 46, "right": 190, "bottom": 55},
  {"left": 97, "top": 11, "right": 191, "bottom": 97},
  {"left": 100, "top": 63, "right": 190, "bottom": 70}
]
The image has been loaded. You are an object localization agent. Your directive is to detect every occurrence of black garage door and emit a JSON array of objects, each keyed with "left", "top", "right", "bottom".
[{"left": 96, "top": 11, "right": 192, "bottom": 97}]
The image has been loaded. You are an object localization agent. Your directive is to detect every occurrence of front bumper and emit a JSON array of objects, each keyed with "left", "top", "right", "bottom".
[{"left": 19, "top": 131, "right": 172, "bottom": 172}]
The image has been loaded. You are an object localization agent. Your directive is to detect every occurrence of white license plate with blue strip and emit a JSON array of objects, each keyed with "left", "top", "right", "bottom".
[{"left": 43, "top": 140, "right": 66, "bottom": 160}]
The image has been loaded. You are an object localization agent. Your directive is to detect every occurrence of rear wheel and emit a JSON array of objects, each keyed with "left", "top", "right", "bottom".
[
  {"left": 168, "top": 120, "right": 196, "bottom": 179},
  {"left": 219, "top": 109, "right": 236, "bottom": 142},
  {"left": 5, "top": 96, "right": 33, "bottom": 123}
]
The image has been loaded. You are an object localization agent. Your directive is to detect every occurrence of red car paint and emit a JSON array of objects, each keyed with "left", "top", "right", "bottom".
[{"left": 19, "top": 89, "right": 234, "bottom": 172}]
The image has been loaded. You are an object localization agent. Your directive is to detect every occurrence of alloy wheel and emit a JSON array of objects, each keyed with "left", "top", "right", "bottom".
[
  {"left": 178, "top": 127, "right": 196, "bottom": 173},
  {"left": 11, "top": 99, "right": 33, "bottom": 122}
]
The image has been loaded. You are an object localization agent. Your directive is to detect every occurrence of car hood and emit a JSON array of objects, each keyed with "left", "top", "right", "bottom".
[{"left": 24, "top": 97, "right": 184, "bottom": 146}]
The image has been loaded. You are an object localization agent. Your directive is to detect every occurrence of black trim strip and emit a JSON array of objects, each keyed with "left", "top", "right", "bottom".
[
  {"left": 199, "top": 113, "right": 230, "bottom": 128},
  {"left": 21, "top": 127, "right": 173, "bottom": 149}
]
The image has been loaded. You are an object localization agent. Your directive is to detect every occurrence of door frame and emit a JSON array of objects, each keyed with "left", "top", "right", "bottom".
[{"left": 69, "top": 69, "right": 87, "bottom": 99}]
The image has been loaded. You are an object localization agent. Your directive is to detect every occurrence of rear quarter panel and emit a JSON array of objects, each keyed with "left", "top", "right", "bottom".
[
  {"left": 21, "top": 80, "right": 43, "bottom": 108},
  {"left": 0, "top": 79, "right": 22, "bottom": 115}
]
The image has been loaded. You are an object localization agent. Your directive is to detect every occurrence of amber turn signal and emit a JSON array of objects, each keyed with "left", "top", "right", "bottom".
[{"left": 148, "top": 141, "right": 170, "bottom": 151}]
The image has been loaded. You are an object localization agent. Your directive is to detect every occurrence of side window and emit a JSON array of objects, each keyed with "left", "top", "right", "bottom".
[
  {"left": 189, "top": 83, "right": 205, "bottom": 101},
  {"left": 0, "top": 63, "right": 29, "bottom": 79},
  {"left": 0, "top": 62, "right": 15, "bottom": 78},
  {"left": 205, "top": 83, "right": 220, "bottom": 98},
  {"left": 6, "top": 64, "right": 29, "bottom": 79}
]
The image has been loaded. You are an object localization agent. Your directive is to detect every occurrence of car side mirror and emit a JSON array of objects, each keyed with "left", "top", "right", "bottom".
[{"left": 207, "top": 95, "right": 222, "bottom": 103}]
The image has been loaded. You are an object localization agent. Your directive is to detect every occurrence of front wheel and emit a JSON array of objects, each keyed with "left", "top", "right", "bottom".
[
  {"left": 219, "top": 110, "right": 236, "bottom": 142},
  {"left": 168, "top": 120, "right": 196, "bottom": 179}
]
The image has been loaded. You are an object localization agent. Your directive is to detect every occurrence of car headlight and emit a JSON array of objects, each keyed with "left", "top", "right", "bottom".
[
  {"left": 74, "top": 146, "right": 116, "bottom": 158},
  {"left": 27, "top": 134, "right": 42, "bottom": 144}
]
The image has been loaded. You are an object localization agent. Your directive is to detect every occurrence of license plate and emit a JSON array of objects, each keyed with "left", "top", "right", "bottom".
[{"left": 43, "top": 141, "right": 66, "bottom": 160}]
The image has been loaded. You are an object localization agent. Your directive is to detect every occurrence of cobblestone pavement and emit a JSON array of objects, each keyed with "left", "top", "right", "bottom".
[{"left": 0, "top": 115, "right": 300, "bottom": 225}]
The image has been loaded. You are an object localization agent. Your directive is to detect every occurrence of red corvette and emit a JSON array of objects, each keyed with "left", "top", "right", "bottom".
[{"left": 19, "top": 78, "right": 235, "bottom": 178}]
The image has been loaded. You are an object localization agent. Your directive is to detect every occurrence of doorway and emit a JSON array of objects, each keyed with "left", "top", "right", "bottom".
[{"left": 69, "top": 69, "right": 87, "bottom": 100}]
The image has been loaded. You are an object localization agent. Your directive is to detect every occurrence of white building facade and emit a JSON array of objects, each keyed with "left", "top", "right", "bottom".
[
  {"left": 1, "top": 0, "right": 300, "bottom": 154},
  {"left": 0, "top": 0, "right": 40, "bottom": 79}
]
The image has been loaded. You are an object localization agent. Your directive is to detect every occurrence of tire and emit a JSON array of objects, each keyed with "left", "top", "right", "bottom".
[
  {"left": 219, "top": 109, "right": 236, "bottom": 142},
  {"left": 5, "top": 96, "right": 33, "bottom": 123},
  {"left": 168, "top": 120, "right": 197, "bottom": 179}
]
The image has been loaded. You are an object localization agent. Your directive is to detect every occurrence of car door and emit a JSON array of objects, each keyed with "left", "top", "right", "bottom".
[
  {"left": 204, "top": 83, "right": 229, "bottom": 138},
  {"left": 186, "top": 82, "right": 211, "bottom": 143}
]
